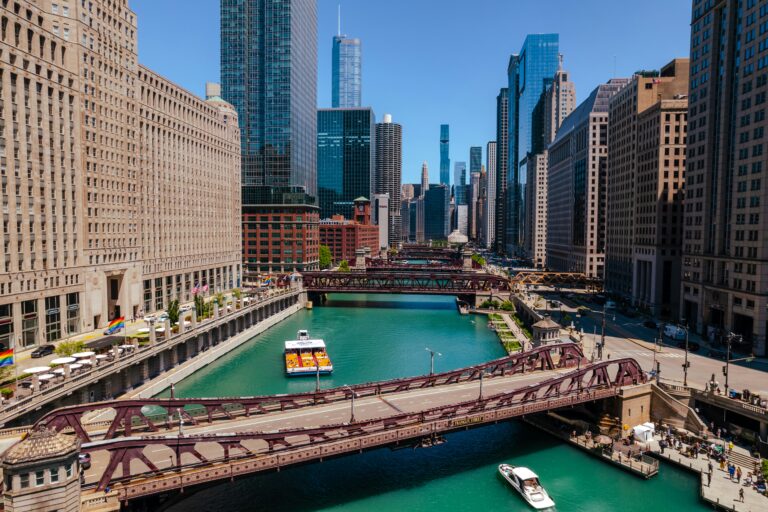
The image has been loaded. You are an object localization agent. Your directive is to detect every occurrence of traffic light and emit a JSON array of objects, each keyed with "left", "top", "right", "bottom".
[{"left": 682, "top": 361, "right": 690, "bottom": 369}]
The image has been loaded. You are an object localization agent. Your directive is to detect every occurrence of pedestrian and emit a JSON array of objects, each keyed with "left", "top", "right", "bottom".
[
  {"left": 728, "top": 463, "right": 736, "bottom": 481},
  {"left": 660, "top": 439, "right": 665, "bottom": 454},
  {"left": 708, "top": 461, "right": 713, "bottom": 475},
  {"left": 728, "top": 440, "right": 734, "bottom": 454},
  {"left": 736, "top": 466, "right": 742, "bottom": 483},
  {"left": 717, "top": 427, "right": 722, "bottom": 439},
  {"left": 707, "top": 470, "right": 712, "bottom": 487},
  {"left": 739, "top": 488, "right": 744, "bottom": 503}
]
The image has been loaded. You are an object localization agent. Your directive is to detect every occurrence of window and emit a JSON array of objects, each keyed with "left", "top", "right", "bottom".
[
  {"left": 65, "top": 463, "right": 72, "bottom": 479},
  {"left": 35, "top": 470, "right": 44, "bottom": 486},
  {"left": 50, "top": 468, "right": 59, "bottom": 483},
  {"left": 19, "top": 474, "right": 29, "bottom": 489}
]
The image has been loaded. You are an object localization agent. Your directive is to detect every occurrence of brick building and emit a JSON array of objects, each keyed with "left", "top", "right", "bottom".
[{"left": 319, "top": 198, "right": 379, "bottom": 263}]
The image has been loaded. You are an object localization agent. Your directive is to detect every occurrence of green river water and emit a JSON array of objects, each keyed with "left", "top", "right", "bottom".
[{"left": 165, "top": 294, "right": 708, "bottom": 512}]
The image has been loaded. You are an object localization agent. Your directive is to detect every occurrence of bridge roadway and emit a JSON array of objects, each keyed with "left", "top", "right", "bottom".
[
  {"left": 73, "top": 355, "right": 646, "bottom": 502},
  {"left": 81, "top": 368, "right": 564, "bottom": 488}
]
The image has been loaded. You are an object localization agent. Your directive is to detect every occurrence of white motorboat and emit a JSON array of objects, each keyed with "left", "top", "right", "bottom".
[{"left": 497, "top": 464, "right": 555, "bottom": 510}]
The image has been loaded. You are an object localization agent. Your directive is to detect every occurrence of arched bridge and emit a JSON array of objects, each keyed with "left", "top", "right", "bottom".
[
  {"left": 35, "top": 344, "right": 648, "bottom": 503},
  {"left": 301, "top": 271, "right": 510, "bottom": 298}
]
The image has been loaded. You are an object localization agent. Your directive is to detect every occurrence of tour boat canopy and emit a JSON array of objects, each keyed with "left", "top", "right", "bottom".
[{"left": 285, "top": 339, "right": 326, "bottom": 350}]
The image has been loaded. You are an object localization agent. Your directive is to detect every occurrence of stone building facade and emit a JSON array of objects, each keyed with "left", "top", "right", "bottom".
[
  {"left": 683, "top": 0, "right": 767, "bottom": 355},
  {"left": 0, "top": 0, "right": 242, "bottom": 352}
]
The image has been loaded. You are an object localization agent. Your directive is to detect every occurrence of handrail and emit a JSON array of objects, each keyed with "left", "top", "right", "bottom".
[{"left": 0, "top": 289, "right": 302, "bottom": 426}]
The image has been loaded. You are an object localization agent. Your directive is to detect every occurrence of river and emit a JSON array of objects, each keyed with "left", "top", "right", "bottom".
[{"left": 165, "top": 293, "right": 708, "bottom": 512}]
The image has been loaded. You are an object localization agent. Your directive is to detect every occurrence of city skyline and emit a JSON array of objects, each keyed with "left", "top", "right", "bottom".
[{"left": 131, "top": 0, "right": 690, "bottom": 184}]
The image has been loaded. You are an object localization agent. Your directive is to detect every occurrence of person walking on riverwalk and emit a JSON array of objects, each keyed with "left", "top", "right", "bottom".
[
  {"left": 738, "top": 488, "right": 744, "bottom": 503},
  {"left": 736, "top": 466, "right": 742, "bottom": 483},
  {"left": 728, "top": 463, "right": 736, "bottom": 481},
  {"left": 708, "top": 461, "right": 713, "bottom": 475},
  {"left": 707, "top": 470, "right": 712, "bottom": 487},
  {"left": 728, "top": 440, "right": 734, "bottom": 454}
]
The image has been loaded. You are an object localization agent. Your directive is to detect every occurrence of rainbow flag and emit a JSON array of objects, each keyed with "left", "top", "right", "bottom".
[
  {"left": 0, "top": 349, "right": 13, "bottom": 367},
  {"left": 105, "top": 316, "right": 125, "bottom": 335}
]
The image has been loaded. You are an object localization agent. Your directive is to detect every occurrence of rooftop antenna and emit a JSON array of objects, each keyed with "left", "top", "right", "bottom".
[{"left": 337, "top": 3, "right": 341, "bottom": 37}]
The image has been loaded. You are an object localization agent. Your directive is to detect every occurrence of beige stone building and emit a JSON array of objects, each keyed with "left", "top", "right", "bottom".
[
  {"left": 632, "top": 98, "right": 687, "bottom": 317},
  {"left": 683, "top": 0, "right": 766, "bottom": 356},
  {"left": 0, "top": 0, "right": 241, "bottom": 352},
  {"left": 546, "top": 80, "right": 629, "bottom": 278},
  {"left": 604, "top": 59, "right": 689, "bottom": 318}
]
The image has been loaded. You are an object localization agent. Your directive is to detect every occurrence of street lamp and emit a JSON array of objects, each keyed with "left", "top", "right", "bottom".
[
  {"left": 680, "top": 320, "right": 690, "bottom": 388},
  {"left": 479, "top": 370, "right": 485, "bottom": 400},
  {"left": 342, "top": 385, "right": 357, "bottom": 423},
  {"left": 425, "top": 347, "right": 442, "bottom": 375}
]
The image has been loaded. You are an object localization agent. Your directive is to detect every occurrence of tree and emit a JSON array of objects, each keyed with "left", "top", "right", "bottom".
[
  {"left": 338, "top": 260, "right": 350, "bottom": 272},
  {"left": 194, "top": 294, "right": 205, "bottom": 318},
  {"left": 167, "top": 299, "right": 180, "bottom": 325},
  {"left": 215, "top": 292, "right": 226, "bottom": 308},
  {"left": 319, "top": 245, "right": 332, "bottom": 269},
  {"left": 55, "top": 340, "right": 86, "bottom": 357},
  {"left": 500, "top": 300, "right": 515, "bottom": 312},
  {"left": 232, "top": 288, "right": 242, "bottom": 300}
]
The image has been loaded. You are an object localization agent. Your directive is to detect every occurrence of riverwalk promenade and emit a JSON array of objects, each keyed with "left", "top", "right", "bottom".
[{"left": 648, "top": 437, "right": 767, "bottom": 511}]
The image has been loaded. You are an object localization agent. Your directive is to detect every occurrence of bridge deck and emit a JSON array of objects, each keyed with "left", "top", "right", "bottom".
[{"left": 81, "top": 369, "right": 563, "bottom": 487}]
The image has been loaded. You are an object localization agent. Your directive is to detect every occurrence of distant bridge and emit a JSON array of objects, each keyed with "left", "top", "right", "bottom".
[
  {"left": 301, "top": 271, "right": 510, "bottom": 301},
  {"left": 510, "top": 271, "right": 603, "bottom": 291}
]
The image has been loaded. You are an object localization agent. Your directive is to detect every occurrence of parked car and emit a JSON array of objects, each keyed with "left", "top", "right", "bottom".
[
  {"left": 676, "top": 340, "right": 701, "bottom": 352},
  {"left": 605, "top": 300, "right": 617, "bottom": 310},
  {"left": 643, "top": 320, "right": 658, "bottom": 330},
  {"left": 30, "top": 344, "right": 55, "bottom": 358},
  {"left": 78, "top": 453, "right": 91, "bottom": 470},
  {"left": 180, "top": 305, "right": 192, "bottom": 313}
]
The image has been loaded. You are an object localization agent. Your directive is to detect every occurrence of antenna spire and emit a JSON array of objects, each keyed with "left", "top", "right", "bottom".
[{"left": 337, "top": 4, "right": 341, "bottom": 37}]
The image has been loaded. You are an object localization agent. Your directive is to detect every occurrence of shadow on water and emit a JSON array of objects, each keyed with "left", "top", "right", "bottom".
[{"left": 168, "top": 421, "right": 546, "bottom": 512}]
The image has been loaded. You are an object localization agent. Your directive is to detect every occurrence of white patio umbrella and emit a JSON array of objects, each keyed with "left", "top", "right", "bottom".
[
  {"left": 72, "top": 351, "right": 95, "bottom": 358},
  {"left": 50, "top": 357, "right": 76, "bottom": 365},
  {"left": 23, "top": 366, "right": 51, "bottom": 374},
  {"left": 37, "top": 374, "right": 55, "bottom": 381}
]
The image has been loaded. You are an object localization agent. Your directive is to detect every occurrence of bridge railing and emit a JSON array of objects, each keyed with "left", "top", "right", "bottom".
[
  {"left": 36, "top": 342, "right": 586, "bottom": 441},
  {"left": 84, "top": 357, "right": 644, "bottom": 493}
]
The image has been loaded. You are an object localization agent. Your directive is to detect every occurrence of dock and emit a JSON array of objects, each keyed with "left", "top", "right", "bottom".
[
  {"left": 523, "top": 414, "right": 659, "bottom": 478},
  {"left": 647, "top": 437, "right": 767, "bottom": 512}
]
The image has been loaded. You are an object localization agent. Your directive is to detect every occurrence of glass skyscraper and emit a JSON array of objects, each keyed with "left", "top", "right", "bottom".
[
  {"left": 424, "top": 185, "right": 450, "bottom": 241},
  {"left": 507, "top": 33, "right": 560, "bottom": 254},
  {"left": 454, "top": 161, "right": 467, "bottom": 205},
  {"left": 221, "top": 0, "right": 320, "bottom": 276},
  {"left": 221, "top": 0, "right": 318, "bottom": 197},
  {"left": 440, "top": 124, "right": 450, "bottom": 186},
  {"left": 332, "top": 36, "right": 362, "bottom": 108},
  {"left": 470, "top": 146, "right": 482, "bottom": 173},
  {"left": 317, "top": 108, "right": 375, "bottom": 219}
]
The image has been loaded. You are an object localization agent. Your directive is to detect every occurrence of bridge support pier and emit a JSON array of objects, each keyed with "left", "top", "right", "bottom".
[
  {"left": 604, "top": 383, "right": 652, "bottom": 436},
  {"left": 141, "top": 360, "right": 150, "bottom": 382}
]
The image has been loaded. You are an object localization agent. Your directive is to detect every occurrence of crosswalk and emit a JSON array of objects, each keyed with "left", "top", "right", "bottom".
[{"left": 608, "top": 349, "right": 684, "bottom": 359}]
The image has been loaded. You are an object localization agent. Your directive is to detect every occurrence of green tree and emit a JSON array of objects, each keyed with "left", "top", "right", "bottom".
[
  {"left": 215, "top": 292, "right": 226, "bottom": 308},
  {"left": 194, "top": 294, "right": 205, "bottom": 318},
  {"left": 55, "top": 340, "right": 86, "bottom": 357},
  {"left": 232, "top": 288, "right": 242, "bottom": 300},
  {"left": 319, "top": 245, "right": 332, "bottom": 269},
  {"left": 338, "top": 260, "right": 350, "bottom": 272},
  {"left": 167, "top": 299, "right": 180, "bottom": 325},
  {"left": 500, "top": 300, "right": 515, "bottom": 312}
]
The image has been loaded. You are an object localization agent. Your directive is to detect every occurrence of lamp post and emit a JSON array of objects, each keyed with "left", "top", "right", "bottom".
[
  {"left": 681, "top": 320, "right": 690, "bottom": 387},
  {"left": 342, "top": 385, "right": 357, "bottom": 423},
  {"left": 425, "top": 347, "right": 442, "bottom": 375},
  {"left": 599, "top": 303, "right": 606, "bottom": 360},
  {"left": 479, "top": 370, "right": 485, "bottom": 400}
]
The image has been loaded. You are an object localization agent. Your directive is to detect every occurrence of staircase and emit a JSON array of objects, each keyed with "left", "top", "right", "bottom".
[{"left": 598, "top": 413, "right": 621, "bottom": 436}]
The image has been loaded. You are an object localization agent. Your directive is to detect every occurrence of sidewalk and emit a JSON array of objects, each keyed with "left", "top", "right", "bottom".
[{"left": 648, "top": 436, "right": 767, "bottom": 512}]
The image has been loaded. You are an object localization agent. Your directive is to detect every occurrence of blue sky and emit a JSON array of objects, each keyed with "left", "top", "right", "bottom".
[{"left": 132, "top": 0, "right": 691, "bottom": 185}]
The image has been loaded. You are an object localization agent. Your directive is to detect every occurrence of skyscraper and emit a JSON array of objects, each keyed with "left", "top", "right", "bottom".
[
  {"left": 424, "top": 185, "right": 451, "bottom": 241},
  {"left": 421, "top": 162, "right": 430, "bottom": 196},
  {"left": 440, "top": 124, "right": 450, "bottom": 186},
  {"left": 546, "top": 79, "right": 629, "bottom": 277},
  {"left": 470, "top": 146, "right": 483, "bottom": 173},
  {"left": 605, "top": 60, "right": 688, "bottom": 317},
  {"left": 485, "top": 141, "right": 498, "bottom": 248},
  {"left": 683, "top": 0, "right": 766, "bottom": 356},
  {"left": 507, "top": 34, "right": 560, "bottom": 254},
  {"left": 495, "top": 88, "right": 509, "bottom": 254},
  {"left": 375, "top": 115, "right": 403, "bottom": 245},
  {"left": 222, "top": 0, "right": 319, "bottom": 275},
  {"left": 454, "top": 162, "right": 467, "bottom": 205},
  {"left": 317, "top": 108, "right": 375, "bottom": 219},
  {"left": 332, "top": 35, "right": 362, "bottom": 108}
]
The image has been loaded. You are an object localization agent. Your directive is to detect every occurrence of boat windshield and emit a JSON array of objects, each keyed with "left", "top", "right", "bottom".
[{"left": 523, "top": 478, "right": 541, "bottom": 490}]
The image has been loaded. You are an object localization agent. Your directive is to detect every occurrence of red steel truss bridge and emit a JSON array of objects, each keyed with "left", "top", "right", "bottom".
[{"left": 301, "top": 270, "right": 511, "bottom": 295}]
